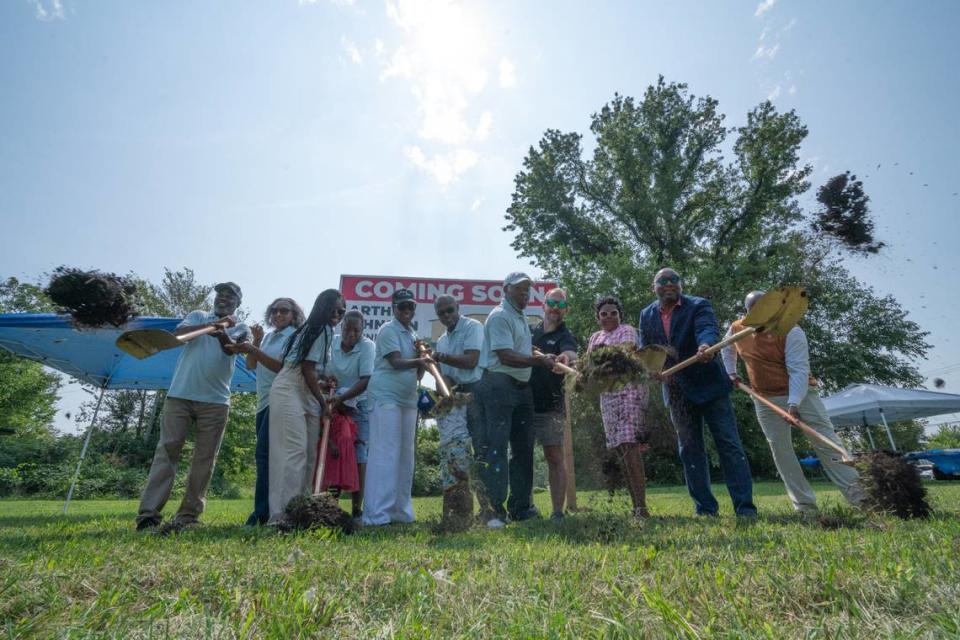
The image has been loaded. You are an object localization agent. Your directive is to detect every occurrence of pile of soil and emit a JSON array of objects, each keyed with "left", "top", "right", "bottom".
[
  {"left": 856, "top": 451, "right": 931, "bottom": 520},
  {"left": 573, "top": 345, "right": 669, "bottom": 395},
  {"left": 282, "top": 494, "right": 355, "bottom": 533},
  {"left": 45, "top": 267, "right": 139, "bottom": 327}
]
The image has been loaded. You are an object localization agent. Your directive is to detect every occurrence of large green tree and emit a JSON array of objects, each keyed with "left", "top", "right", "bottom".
[
  {"left": 505, "top": 77, "right": 928, "bottom": 391},
  {"left": 506, "top": 78, "right": 929, "bottom": 479},
  {"left": 0, "top": 278, "right": 60, "bottom": 438}
]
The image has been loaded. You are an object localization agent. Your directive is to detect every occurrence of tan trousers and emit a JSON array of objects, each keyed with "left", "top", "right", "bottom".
[
  {"left": 753, "top": 387, "right": 863, "bottom": 513},
  {"left": 137, "top": 397, "right": 229, "bottom": 525},
  {"left": 267, "top": 368, "right": 321, "bottom": 523}
]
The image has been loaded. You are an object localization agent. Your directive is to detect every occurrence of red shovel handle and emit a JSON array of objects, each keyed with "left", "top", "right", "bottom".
[{"left": 312, "top": 386, "right": 337, "bottom": 494}]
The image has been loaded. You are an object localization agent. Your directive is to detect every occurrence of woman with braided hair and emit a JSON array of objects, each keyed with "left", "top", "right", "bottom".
[{"left": 266, "top": 289, "right": 346, "bottom": 524}]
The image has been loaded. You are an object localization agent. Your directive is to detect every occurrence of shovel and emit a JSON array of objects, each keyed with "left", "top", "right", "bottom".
[
  {"left": 660, "top": 287, "right": 808, "bottom": 378},
  {"left": 735, "top": 380, "right": 932, "bottom": 519},
  {"left": 415, "top": 340, "right": 451, "bottom": 398},
  {"left": 734, "top": 380, "right": 854, "bottom": 464},
  {"left": 312, "top": 386, "right": 338, "bottom": 494},
  {"left": 116, "top": 320, "right": 231, "bottom": 360},
  {"left": 536, "top": 346, "right": 670, "bottom": 378},
  {"left": 282, "top": 386, "right": 356, "bottom": 532}
]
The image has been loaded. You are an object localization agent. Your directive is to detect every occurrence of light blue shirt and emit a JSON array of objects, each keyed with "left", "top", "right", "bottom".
[
  {"left": 254, "top": 325, "right": 295, "bottom": 413},
  {"left": 368, "top": 319, "right": 420, "bottom": 408},
  {"left": 320, "top": 334, "right": 376, "bottom": 404},
  {"left": 480, "top": 300, "right": 533, "bottom": 382},
  {"left": 167, "top": 310, "right": 250, "bottom": 406},
  {"left": 283, "top": 326, "right": 334, "bottom": 368},
  {"left": 436, "top": 315, "right": 484, "bottom": 385}
]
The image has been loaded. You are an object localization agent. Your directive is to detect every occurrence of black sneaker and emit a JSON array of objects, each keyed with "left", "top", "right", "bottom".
[
  {"left": 510, "top": 507, "right": 541, "bottom": 522},
  {"left": 136, "top": 517, "right": 161, "bottom": 532}
]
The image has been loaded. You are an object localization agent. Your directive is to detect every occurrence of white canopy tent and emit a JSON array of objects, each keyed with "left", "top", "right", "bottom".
[{"left": 822, "top": 383, "right": 960, "bottom": 451}]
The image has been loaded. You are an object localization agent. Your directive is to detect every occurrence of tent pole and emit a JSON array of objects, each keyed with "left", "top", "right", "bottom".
[
  {"left": 862, "top": 414, "right": 876, "bottom": 450},
  {"left": 63, "top": 386, "right": 105, "bottom": 515},
  {"left": 879, "top": 408, "right": 897, "bottom": 452}
]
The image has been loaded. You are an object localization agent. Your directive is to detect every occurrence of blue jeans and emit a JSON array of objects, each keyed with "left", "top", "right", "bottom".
[
  {"left": 245, "top": 407, "right": 270, "bottom": 525},
  {"left": 476, "top": 370, "right": 535, "bottom": 519},
  {"left": 667, "top": 389, "right": 756, "bottom": 516}
]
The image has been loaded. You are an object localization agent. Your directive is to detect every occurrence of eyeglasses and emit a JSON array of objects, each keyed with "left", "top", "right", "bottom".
[
  {"left": 437, "top": 306, "right": 457, "bottom": 316},
  {"left": 656, "top": 275, "right": 681, "bottom": 286},
  {"left": 332, "top": 307, "right": 347, "bottom": 317},
  {"left": 270, "top": 307, "right": 293, "bottom": 315},
  {"left": 396, "top": 302, "right": 416, "bottom": 312},
  {"left": 598, "top": 310, "right": 620, "bottom": 318},
  {"left": 545, "top": 299, "right": 568, "bottom": 309}
]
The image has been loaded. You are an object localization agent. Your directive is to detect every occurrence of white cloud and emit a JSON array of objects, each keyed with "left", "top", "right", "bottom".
[
  {"left": 340, "top": 36, "right": 363, "bottom": 64},
  {"left": 755, "top": 0, "right": 776, "bottom": 17},
  {"left": 499, "top": 58, "right": 517, "bottom": 88},
  {"left": 374, "top": 0, "right": 510, "bottom": 183},
  {"left": 405, "top": 146, "right": 479, "bottom": 185},
  {"left": 475, "top": 110, "right": 493, "bottom": 142},
  {"left": 470, "top": 197, "right": 483, "bottom": 212},
  {"left": 767, "top": 85, "right": 782, "bottom": 100},
  {"left": 752, "top": 42, "right": 779, "bottom": 61},
  {"left": 788, "top": 85, "right": 797, "bottom": 95},
  {"left": 30, "top": 0, "right": 64, "bottom": 21}
]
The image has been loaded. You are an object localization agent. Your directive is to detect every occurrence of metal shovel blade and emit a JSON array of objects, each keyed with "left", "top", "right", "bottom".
[
  {"left": 635, "top": 344, "right": 672, "bottom": 374},
  {"left": 116, "top": 329, "right": 184, "bottom": 359},
  {"left": 741, "top": 287, "right": 808, "bottom": 336}
]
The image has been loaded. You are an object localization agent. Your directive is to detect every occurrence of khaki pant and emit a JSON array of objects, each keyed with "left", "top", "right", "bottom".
[
  {"left": 267, "top": 366, "right": 322, "bottom": 523},
  {"left": 753, "top": 388, "right": 863, "bottom": 514},
  {"left": 137, "top": 397, "right": 230, "bottom": 525}
]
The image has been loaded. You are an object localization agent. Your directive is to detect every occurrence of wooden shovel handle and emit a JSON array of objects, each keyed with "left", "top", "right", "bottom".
[
  {"left": 177, "top": 318, "right": 234, "bottom": 344},
  {"left": 533, "top": 348, "right": 577, "bottom": 375},
  {"left": 660, "top": 327, "right": 757, "bottom": 378},
  {"left": 416, "top": 342, "right": 451, "bottom": 398},
  {"left": 312, "top": 387, "right": 337, "bottom": 495},
  {"left": 734, "top": 381, "right": 853, "bottom": 463}
]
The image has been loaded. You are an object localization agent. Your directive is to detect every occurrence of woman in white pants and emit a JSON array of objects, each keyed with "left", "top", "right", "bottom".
[
  {"left": 362, "top": 288, "right": 430, "bottom": 526},
  {"left": 267, "top": 289, "right": 345, "bottom": 524}
]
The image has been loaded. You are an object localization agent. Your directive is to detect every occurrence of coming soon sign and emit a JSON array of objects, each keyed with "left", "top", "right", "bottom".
[{"left": 339, "top": 274, "right": 558, "bottom": 342}]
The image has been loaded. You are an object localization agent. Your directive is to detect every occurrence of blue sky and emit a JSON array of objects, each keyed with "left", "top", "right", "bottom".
[{"left": 2, "top": 0, "right": 958, "bottom": 432}]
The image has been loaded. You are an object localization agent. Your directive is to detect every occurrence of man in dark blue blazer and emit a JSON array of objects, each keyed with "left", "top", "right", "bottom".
[{"left": 639, "top": 268, "right": 757, "bottom": 517}]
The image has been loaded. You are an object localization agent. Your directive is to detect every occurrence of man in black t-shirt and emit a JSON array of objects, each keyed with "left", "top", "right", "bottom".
[{"left": 530, "top": 288, "right": 579, "bottom": 520}]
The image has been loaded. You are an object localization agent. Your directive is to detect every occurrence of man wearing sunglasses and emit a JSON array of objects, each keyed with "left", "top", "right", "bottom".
[
  {"left": 639, "top": 268, "right": 757, "bottom": 518},
  {"left": 530, "top": 288, "right": 579, "bottom": 520},
  {"left": 476, "top": 272, "right": 557, "bottom": 529},
  {"left": 431, "top": 295, "right": 485, "bottom": 527}
]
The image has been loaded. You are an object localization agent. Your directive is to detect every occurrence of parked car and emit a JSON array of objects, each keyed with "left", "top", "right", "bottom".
[{"left": 904, "top": 449, "right": 960, "bottom": 481}]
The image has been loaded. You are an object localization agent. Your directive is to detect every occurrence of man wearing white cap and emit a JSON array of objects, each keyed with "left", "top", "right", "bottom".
[{"left": 476, "top": 272, "right": 557, "bottom": 528}]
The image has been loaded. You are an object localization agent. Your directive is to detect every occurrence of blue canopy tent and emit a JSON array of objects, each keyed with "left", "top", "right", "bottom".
[{"left": 0, "top": 313, "right": 256, "bottom": 512}]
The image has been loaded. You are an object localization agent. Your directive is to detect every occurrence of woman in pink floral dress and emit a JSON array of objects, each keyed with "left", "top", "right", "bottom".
[{"left": 586, "top": 295, "right": 650, "bottom": 518}]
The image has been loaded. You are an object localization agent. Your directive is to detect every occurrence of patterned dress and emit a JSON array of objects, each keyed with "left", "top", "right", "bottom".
[{"left": 587, "top": 323, "right": 650, "bottom": 449}]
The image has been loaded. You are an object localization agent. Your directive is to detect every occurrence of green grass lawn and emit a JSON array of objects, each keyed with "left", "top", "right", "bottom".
[{"left": 2, "top": 482, "right": 958, "bottom": 639}]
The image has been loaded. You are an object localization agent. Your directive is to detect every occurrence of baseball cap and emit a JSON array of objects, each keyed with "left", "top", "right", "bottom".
[
  {"left": 392, "top": 288, "right": 415, "bottom": 304},
  {"left": 214, "top": 282, "right": 242, "bottom": 300},
  {"left": 503, "top": 272, "right": 532, "bottom": 287}
]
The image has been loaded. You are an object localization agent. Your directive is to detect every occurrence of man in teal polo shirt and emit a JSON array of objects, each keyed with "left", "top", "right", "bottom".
[
  {"left": 476, "top": 272, "right": 557, "bottom": 528},
  {"left": 136, "top": 282, "right": 251, "bottom": 534}
]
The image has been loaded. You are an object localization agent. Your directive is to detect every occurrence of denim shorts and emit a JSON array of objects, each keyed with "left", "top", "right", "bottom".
[{"left": 353, "top": 401, "right": 370, "bottom": 464}]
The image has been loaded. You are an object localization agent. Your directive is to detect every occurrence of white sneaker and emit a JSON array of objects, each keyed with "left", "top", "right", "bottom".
[{"left": 486, "top": 517, "right": 506, "bottom": 529}]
